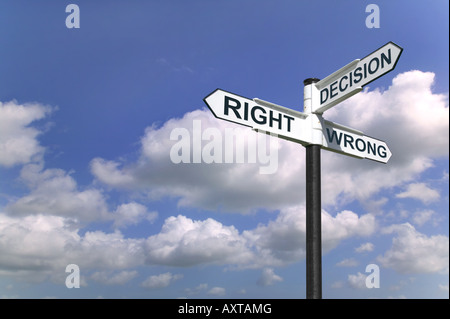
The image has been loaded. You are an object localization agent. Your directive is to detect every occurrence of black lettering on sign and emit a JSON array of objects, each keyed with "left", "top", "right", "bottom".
[{"left": 224, "top": 96, "right": 241, "bottom": 119}]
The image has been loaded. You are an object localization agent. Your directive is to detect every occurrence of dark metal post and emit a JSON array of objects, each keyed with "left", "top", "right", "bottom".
[
  {"left": 303, "top": 77, "right": 322, "bottom": 299},
  {"left": 306, "top": 144, "right": 322, "bottom": 299}
]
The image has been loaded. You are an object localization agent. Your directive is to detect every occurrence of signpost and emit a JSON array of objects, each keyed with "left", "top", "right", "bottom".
[{"left": 203, "top": 42, "right": 402, "bottom": 299}]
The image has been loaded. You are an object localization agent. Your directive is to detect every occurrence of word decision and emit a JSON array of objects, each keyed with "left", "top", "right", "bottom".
[
  {"left": 319, "top": 48, "right": 392, "bottom": 104},
  {"left": 315, "top": 41, "right": 403, "bottom": 113}
]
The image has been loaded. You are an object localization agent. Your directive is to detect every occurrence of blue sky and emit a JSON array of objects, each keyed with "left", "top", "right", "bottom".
[{"left": 0, "top": 0, "right": 448, "bottom": 299}]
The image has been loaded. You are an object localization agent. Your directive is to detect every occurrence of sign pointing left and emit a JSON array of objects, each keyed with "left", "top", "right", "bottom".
[{"left": 204, "top": 89, "right": 311, "bottom": 144}]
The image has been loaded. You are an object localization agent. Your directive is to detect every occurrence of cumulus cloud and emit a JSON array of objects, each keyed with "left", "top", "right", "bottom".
[
  {"left": 0, "top": 203, "right": 377, "bottom": 283},
  {"left": 207, "top": 287, "right": 226, "bottom": 296},
  {"left": 144, "top": 215, "right": 254, "bottom": 267},
  {"left": 5, "top": 163, "right": 110, "bottom": 223},
  {"left": 355, "top": 242, "right": 374, "bottom": 253},
  {"left": 244, "top": 206, "right": 376, "bottom": 267},
  {"left": 0, "top": 213, "right": 80, "bottom": 275},
  {"left": 396, "top": 183, "right": 440, "bottom": 204},
  {"left": 91, "top": 109, "right": 292, "bottom": 213},
  {"left": 336, "top": 258, "right": 359, "bottom": 267},
  {"left": 326, "top": 70, "right": 448, "bottom": 160},
  {"left": 184, "top": 283, "right": 208, "bottom": 296},
  {"left": 113, "top": 202, "right": 158, "bottom": 229},
  {"left": 90, "top": 71, "right": 449, "bottom": 213},
  {"left": 141, "top": 272, "right": 183, "bottom": 289},
  {"left": 145, "top": 207, "right": 374, "bottom": 269},
  {"left": 378, "top": 223, "right": 449, "bottom": 274},
  {"left": 91, "top": 270, "right": 138, "bottom": 285},
  {"left": 90, "top": 158, "right": 135, "bottom": 187},
  {"left": 411, "top": 209, "right": 435, "bottom": 227},
  {"left": 0, "top": 208, "right": 443, "bottom": 287},
  {"left": 348, "top": 272, "right": 367, "bottom": 289},
  {"left": 0, "top": 100, "right": 52, "bottom": 167},
  {"left": 0, "top": 203, "right": 372, "bottom": 275},
  {"left": 4, "top": 163, "right": 155, "bottom": 230},
  {"left": 257, "top": 268, "right": 283, "bottom": 286},
  {"left": 0, "top": 213, "right": 145, "bottom": 282}
]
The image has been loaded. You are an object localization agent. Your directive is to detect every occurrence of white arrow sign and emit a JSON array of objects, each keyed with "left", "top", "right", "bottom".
[
  {"left": 314, "top": 41, "right": 403, "bottom": 114},
  {"left": 321, "top": 120, "right": 392, "bottom": 163},
  {"left": 204, "top": 89, "right": 393, "bottom": 163},
  {"left": 204, "top": 89, "right": 312, "bottom": 145}
]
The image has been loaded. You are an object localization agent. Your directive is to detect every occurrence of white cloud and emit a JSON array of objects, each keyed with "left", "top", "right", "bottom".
[
  {"left": 0, "top": 213, "right": 145, "bottom": 282},
  {"left": 141, "top": 272, "right": 183, "bottom": 289},
  {"left": 184, "top": 283, "right": 208, "bottom": 296},
  {"left": 257, "top": 268, "right": 283, "bottom": 286},
  {"left": 378, "top": 223, "right": 449, "bottom": 274},
  {"left": 0, "top": 204, "right": 377, "bottom": 283},
  {"left": 92, "top": 109, "right": 292, "bottom": 213},
  {"left": 89, "top": 109, "right": 301, "bottom": 213},
  {"left": 0, "top": 214, "right": 79, "bottom": 273},
  {"left": 355, "top": 242, "right": 374, "bottom": 253},
  {"left": 0, "top": 101, "right": 52, "bottom": 167},
  {"left": 348, "top": 272, "right": 367, "bottom": 289},
  {"left": 5, "top": 163, "right": 157, "bottom": 230},
  {"left": 144, "top": 215, "right": 254, "bottom": 267},
  {"left": 91, "top": 270, "right": 138, "bottom": 285},
  {"left": 90, "top": 158, "right": 135, "bottom": 187},
  {"left": 243, "top": 206, "right": 376, "bottom": 267},
  {"left": 5, "top": 163, "right": 110, "bottom": 223},
  {"left": 113, "top": 202, "right": 157, "bottom": 229},
  {"left": 207, "top": 287, "right": 226, "bottom": 296},
  {"left": 326, "top": 70, "right": 448, "bottom": 159},
  {"left": 411, "top": 209, "right": 435, "bottom": 227},
  {"left": 322, "top": 210, "right": 376, "bottom": 249},
  {"left": 396, "top": 183, "right": 440, "bottom": 204},
  {"left": 143, "top": 206, "right": 376, "bottom": 270},
  {"left": 336, "top": 258, "right": 359, "bottom": 267},
  {"left": 321, "top": 70, "right": 448, "bottom": 204},
  {"left": 74, "top": 230, "right": 145, "bottom": 270}
]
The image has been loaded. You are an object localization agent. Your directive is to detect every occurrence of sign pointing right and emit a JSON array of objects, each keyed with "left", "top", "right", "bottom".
[
  {"left": 321, "top": 120, "right": 392, "bottom": 163},
  {"left": 314, "top": 42, "right": 403, "bottom": 114}
]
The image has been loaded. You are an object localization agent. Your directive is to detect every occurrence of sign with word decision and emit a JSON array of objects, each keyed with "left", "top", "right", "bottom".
[
  {"left": 204, "top": 42, "right": 401, "bottom": 164},
  {"left": 322, "top": 120, "right": 392, "bottom": 163},
  {"left": 204, "top": 89, "right": 311, "bottom": 144},
  {"left": 314, "top": 41, "right": 403, "bottom": 114}
]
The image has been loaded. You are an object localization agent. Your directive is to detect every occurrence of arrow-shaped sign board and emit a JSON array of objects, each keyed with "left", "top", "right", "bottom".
[
  {"left": 204, "top": 89, "right": 393, "bottom": 163},
  {"left": 314, "top": 42, "right": 403, "bottom": 114},
  {"left": 321, "top": 120, "right": 392, "bottom": 163},
  {"left": 204, "top": 89, "right": 311, "bottom": 145}
]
